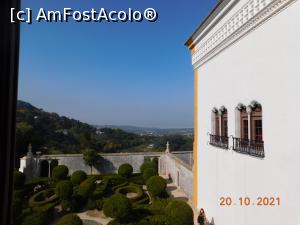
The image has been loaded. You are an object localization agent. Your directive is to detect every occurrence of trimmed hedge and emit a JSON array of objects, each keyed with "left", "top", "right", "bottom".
[
  {"left": 25, "top": 177, "right": 51, "bottom": 194},
  {"left": 55, "top": 180, "right": 73, "bottom": 200},
  {"left": 12, "top": 192, "right": 23, "bottom": 218},
  {"left": 96, "top": 199, "right": 105, "bottom": 210},
  {"left": 57, "top": 214, "right": 83, "bottom": 225},
  {"left": 21, "top": 211, "right": 48, "bottom": 225},
  {"left": 61, "top": 199, "right": 74, "bottom": 212},
  {"left": 140, "top": 161, "right": 157, "bottom": 174},
  {"left": 87, "top": 198, "right": 97, "bottom": 210},
  {"left": 103, "top": 194, "right": 132, "bottom": 219},
  {"left": 77, "top": 177, "right": 96, "bottom": 198},
  {"left": 148, "top": 199, "right": 171, "bottom": 215},
  {"left": 142, "top": 168, "right": 158, "bottom": 182},
  {"left": 14, "top": 171, "right": 26, "bottom": 189},
  {"left": 115, "top": 184, "right": 143, "bottom": 202},
  {"left": 146, "top": 176, "right": 167, "bottom": 198},
  {"left": 52, "top": 165, "right": 69, "bottom": 181},
  {"left": 165, "top": 200, "right": 194, "bottom": 225},
  {"left": 128, "top": 173, "right": 144, "bottom": 185},
  {"left": 118, "top": 163, "right": 133, "bottom": 178},
  {"left": 29, "top": 189, "right": 58, "bottom": 208},
  {"left": 148, "top": 215, "right": 167, "bottom": 225},
  {"left": 71, "top": 170, "right": 87, "bottom": 186}
]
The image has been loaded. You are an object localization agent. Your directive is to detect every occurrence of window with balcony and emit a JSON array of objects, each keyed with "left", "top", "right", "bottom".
[
  {"left": 209, "top": 106, "right": 229, "bottom": 149},
  {"left": 233, "top": 101, "right": 264, "bottom": 158}
]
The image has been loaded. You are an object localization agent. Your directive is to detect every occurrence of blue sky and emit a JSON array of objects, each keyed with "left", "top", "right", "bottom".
[{"left": 18, "top": 0, "right": 218, "bottom": 128}]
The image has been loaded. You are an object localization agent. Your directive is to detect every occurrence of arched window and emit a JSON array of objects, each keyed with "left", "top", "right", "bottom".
[
  {"left": 233, "top": 101, "right": 264, "bottom": 158},
  {"left": 210, "top": 106, "right": 228, "bottom": 149}
]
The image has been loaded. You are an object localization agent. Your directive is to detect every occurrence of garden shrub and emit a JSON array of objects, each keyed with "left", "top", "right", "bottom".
[
  {"left": 148, "top": 199, "right": 171, "bottom": 215},
  {"left": 25, "top": 177, "right": 51, "bottom": 194},
  {"left": 29, "top": 189, "right": 58, "bottom": 207},
  {"left": 105, "top": 175, "right": 127, "bottom": 187},
  {"left": 165, "top": 200, "right": 194, "bottom": 225},
  {"left": 32, "top": 201, "right": 57, "bottom": 214},
  {"left": 52, "top": 165, "right": 69, "bottom": 181},
  {"left": 115, "top": 184, "right": 143, "bottom": 202},
  {"left": 118, "top": 163, "right": 133, "bottom": 178},
  {"left": 103, "top": 193, "right": 132, "bottom": 219},
  {"left": 87, "top": 198, "right": 97, "bottom": 210},
  {"left": 142, "top": 168, "right": 158, "bottom": 182},
  {"left": 146, "top": 176, "right": 167, "bottom": 198},
  {"left": 71, "top": 170, "right": 87, "bottom": 186},
  {"left": 61, "top": 199, "right": 74, "bottom": 212},
  {"left": 132, "top": 194, "right": 150, "bottom": 207},
  {"left": 72, "top": 194, "right": 85, "bottom": 211},
  {"left": 140, "top": 161, "right": 157, "bottom": 174},
  {"left": 14, "top": 170, "right": 26, "bottom": 189},
  {"left": 152, "top": 157, "right": 159, "bottom": 167},
  {"left": 112, "top": 182, "right": 128, "bottom": 192},
  {"left": 96, "top": 199, "right": 105, "bottom": 210},
  {"left": 12, "top": 192, "right": 23, "bottom": 218},
  {"left": 55, "top": 180, "right": 73, "bottom": 200},
  {"left": 128, "top": 173, "right": 144, "bottom": 185},
  {"left": 147, "top": 215, "right": 167, "bottom": 225},
  {"left": 77, "top": 177, "right": 96, "bottom": 198},
  {"left": 57, "top": 214, "right": 83, "bottom": 225},
  {"left": 21, "top": 211, "right": 48, "bottom": 225}
]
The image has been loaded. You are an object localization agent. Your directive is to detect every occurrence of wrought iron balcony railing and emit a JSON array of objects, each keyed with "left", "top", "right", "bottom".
[
  {"left": 232, "top": 137, "right": 264, "bottom": 158},
  {"left": 209, "top": 134, "right": 229, "bottom": 149}
]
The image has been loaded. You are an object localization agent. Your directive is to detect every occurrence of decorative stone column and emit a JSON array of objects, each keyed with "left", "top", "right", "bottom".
[
  {"left": 246, "top": 105, "right": 252, "bottom": 140},
  {"left": 165, "top": 141, "right": 170, "bottom": 153},
  {"left": 211, "top": 108, "right": 218, "bottom": 135}
]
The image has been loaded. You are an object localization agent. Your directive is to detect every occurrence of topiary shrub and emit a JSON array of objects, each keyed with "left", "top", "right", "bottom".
[
  {"left": 71, "top": 170, "right": 87, "bottom": 186},
  {"left": 118, "top": 163, "right": 133, "bottom": 178},
  {"left": 115, "top": 184, "right": 143, "bottom": 202},
  {"left": 140, "top": 161, "right": 157, "bottom": 174},
  {"left": 52, "top": 165, "right": 69, "bottom": 181},
  {"left": 142, "top": 168, "right": 158, "bottom": 182},
  {"left": 165, "top": 200, "right": 194, "bottom": 225},
  {"left": 77, "top": 177, "right": 96, "bottom": 199},
  {"left": 14, "top": 171, "right": 26, "bottom": 189},
  {"left": 148, "top": 215, "right": 167, "bottom": 225},
  {"left": 103, "top": 193, "right": 132, "bottom": 219},
  {"left": 29, "top": 189, "right": 58, "bottom": 208},
  {"left": 12, "top": 192, "right": 22, "bottom": 218},
  {"left": 55, "top": 180, "right": 73, "bottom": 200},
  {"left": 72, "top": 194, "right": 85, "bottom": 211},
  {"left": 61, "top": 199, "right": 74, "bottom": 212},
  {"left": 21, "top": 211, "right": 48, "bottom": 225},
  {"left": 152, "top": 157, "right": 159, "bottom": 167},
  {"left": 148, "top": 199, "right": 171, "bottom": 215},
  {"left": 146, "top": 176, "right": 167, "bottom": 198},
  {"left": 129, "top": 173, "right": 144, "bottom": 185},
  {"left": 96, "top": 199, "right": 105, "bottom": 210},
  {"left": 86, "top": 198, "right": 97, "bottom": 210},
  {"left": 57, "top": 214, "right": 83, "bottom": 225}
]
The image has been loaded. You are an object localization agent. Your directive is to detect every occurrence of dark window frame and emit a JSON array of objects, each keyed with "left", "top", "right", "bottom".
[{"left": 0, "top": 0, "right": 20, "bottom": 224}]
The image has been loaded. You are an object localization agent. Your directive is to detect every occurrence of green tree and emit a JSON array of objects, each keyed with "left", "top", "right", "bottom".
[
  {"left": 16, "top": 122, "right": 33, "bottom": 157},
  {"left": 83, "top": 149, "right": 98, "bottom": 175}
]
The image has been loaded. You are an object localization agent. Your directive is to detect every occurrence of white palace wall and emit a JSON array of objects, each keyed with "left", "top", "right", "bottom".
[{"left": 193, "top": 0, "right": 300, "bottom": 225}]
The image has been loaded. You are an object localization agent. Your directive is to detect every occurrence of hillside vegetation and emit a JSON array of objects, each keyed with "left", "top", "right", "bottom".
[{"left": 16, "top": 100, "right": 193, "bottom": 159}]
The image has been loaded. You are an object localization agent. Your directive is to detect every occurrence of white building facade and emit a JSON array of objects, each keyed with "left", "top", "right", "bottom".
[{"left": 186, "top": 0, "right": 300, "bottom": 224}]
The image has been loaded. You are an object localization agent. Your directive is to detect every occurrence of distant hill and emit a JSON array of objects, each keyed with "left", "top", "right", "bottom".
[
  {"left": 16, "top": 100, "right": 146, "bottom": 157},
  {"left": 16, "top": 100, "right": 193, "bottom": 161},
  {"left": 95, "top": 125, "right": 194, "bottom": 136}
]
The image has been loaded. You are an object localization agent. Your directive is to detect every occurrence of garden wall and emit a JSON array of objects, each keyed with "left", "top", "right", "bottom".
[
  {"left": 159, "top": 152, "right": 193, "bottom": 201},
  {"left": 20, "top": 152, "right": 164, "bottom": 178}
]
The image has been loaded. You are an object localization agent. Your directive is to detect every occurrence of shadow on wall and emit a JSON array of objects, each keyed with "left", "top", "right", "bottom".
[{"left": 94, "top": 157, "right": 116, "bottom": 174}]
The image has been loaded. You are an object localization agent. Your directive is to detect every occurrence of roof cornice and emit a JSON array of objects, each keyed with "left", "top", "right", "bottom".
[{"left": 188, "top": 0, "right": 297, "bottom": 69}]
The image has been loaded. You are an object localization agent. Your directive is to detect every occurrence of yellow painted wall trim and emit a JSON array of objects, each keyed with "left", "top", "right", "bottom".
[{"left": 193, "top": 68, "right": 198, "bottom": 208}]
